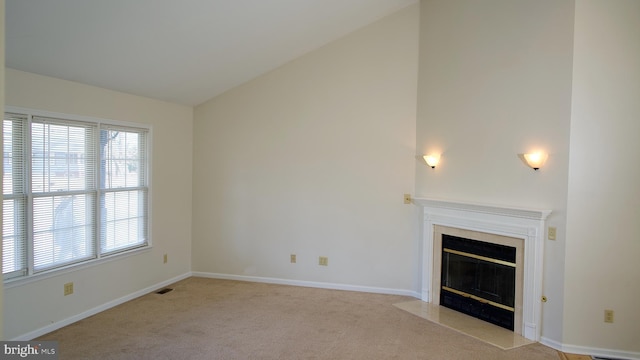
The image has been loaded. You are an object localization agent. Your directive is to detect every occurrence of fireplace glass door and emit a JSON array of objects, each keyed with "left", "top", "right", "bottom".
[{"left": 440, "top": 234, "right": 516, "bottom": 330}]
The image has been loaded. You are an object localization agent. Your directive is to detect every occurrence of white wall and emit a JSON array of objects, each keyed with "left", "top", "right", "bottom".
[
  {"left": 564, "top": 0, "right": 640, "bottom": 355},
  {"left": 192, "top": 5, "right": 419, "bottom": 291},
  {"left": 416, "top": 0, "right": 575, "bottom": 343},
  {"left": 3, "top": 69, "right": 193, "bottom": 339},
  {"left": 5, "top": 1, "right": 636, "bottom": 355},
  {"left": 0, "top": 0, "right": 5, "bottom": 340}
]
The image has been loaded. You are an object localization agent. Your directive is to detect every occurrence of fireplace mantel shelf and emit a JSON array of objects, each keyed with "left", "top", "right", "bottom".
[{"left": 412, "top": 198, "right": 551, "bottom": 221}]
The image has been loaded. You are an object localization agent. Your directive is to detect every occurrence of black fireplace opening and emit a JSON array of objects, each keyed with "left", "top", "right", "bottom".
[{"left": 440, "top": 234, "right": 516, "bottom": 331}]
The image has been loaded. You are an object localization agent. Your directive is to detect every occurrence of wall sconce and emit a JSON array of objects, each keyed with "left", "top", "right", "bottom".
[
  {"left": 423, "top": 154, "right": 440, "bottom": 168},
  {"left": 523, "top": 152, "right": 548, "bottom": 170}
]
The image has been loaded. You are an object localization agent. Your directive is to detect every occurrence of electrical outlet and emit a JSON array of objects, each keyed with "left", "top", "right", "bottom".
[
  {"left": 64, "top": 282, "right": 74, "bottom": 296},
  {"left": 290, "top": 254, "right": 296, "bottom": 263},
  {"left": 319, "top": 256, "right": 328, "bottom": 266},
  {"left": 163, "top": 254, "right": 168, "bottom": 263},
  {"left": 403, "top": 194, "right": 412, "bottom": 204},
  {"left": 604, "top": 309, "right": 614, "bottom": 323},
  {"left": 548, "top": 227, "right": 557, "bottom": 240}
]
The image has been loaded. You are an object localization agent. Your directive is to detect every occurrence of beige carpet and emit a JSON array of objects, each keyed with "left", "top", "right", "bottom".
[{"left": 37, "top": 277, "right": 562, "bottom": 359}]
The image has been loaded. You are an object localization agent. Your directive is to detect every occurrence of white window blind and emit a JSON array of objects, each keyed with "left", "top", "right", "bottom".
[
  {"left": 3, "top": 113, "right": 28, "bottom": 279},
  {"left": 2, "top": 110, "right": 150, "bottom": 280},
  {"left": 100, "top": 126, "right": 148, "bottom": 254},
  {"left": 31, "top": 116, "right": 98, "bottom": 271}
]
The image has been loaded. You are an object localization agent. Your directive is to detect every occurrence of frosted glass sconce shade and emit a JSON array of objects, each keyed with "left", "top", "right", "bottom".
[
  {"left": 523, "top": 152, "right": 548, "bottom": 170},
  {"left": 423, "top": 154, "right": 440, "bottom": 168}
]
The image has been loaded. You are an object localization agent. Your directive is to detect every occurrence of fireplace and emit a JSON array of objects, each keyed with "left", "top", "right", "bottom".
[
  {"left": 440, "top": 233, "right": 517, "bottom": 330},
  {"left": 413, "top": 198, "right": 550, "bottom": 341}
]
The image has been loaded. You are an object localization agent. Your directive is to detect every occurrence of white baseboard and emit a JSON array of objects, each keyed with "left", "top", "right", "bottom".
[
  {"left": 191, "top": 271, "right": 421, "bottom": 298},
  {"left": 541, "top": 336, "right": 640, "bottom": 360},
  {"left": 12, "top": 272, "right": 192, "bottom": 341},
  {"left": 19, "top": 271, "right": 637, "bottom": 360}
]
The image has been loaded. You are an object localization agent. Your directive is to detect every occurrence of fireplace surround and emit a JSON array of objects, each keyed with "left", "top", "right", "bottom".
[{"left": 413, "top": 198, "right": 550, "bottom": 341}]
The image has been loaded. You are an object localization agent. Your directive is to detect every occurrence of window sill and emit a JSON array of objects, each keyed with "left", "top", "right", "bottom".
[{"left": 3, "top": 245, "right": 152, "bottom": 289}]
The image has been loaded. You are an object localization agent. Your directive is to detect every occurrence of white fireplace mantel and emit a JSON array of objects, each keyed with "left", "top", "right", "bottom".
[{"left": 413, "top": 198, "right": 551, "bottom": 341}]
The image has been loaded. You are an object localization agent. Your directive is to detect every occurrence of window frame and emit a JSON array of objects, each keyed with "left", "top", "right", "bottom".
[{"left": 3, "top": 106, "right": 152, "bottom": 286}]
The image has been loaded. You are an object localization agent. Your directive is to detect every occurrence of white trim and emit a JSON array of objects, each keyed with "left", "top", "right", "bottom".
[
  {"left": 5, "top": 106, "right": 152, "bottom": 130},
  {"left": 191, "top": 272, "right": 421, "bottom": 298},
  {"left": 541, "top": 337, "right": 640, "bottom": 360},
  {"left": 413, "top": 197, "right": 550, "bottom": 342},
  {"left": 414, "top": 198, "right": 552, "bottom": 220},
  {"left": 10, "top": 269, "right": 638, "bottom": 359},
  {"left": 10, "top": 272, "right": 192, "bottom": 341}
]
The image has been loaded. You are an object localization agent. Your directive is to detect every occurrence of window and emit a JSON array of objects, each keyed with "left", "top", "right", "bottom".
[{"left": 3, "top": 110, "right": 150, "bottom": 281}]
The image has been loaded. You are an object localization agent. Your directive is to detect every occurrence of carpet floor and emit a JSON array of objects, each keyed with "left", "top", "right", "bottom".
[{"left": 37, "top": 277, "right": 562, "bottom": 359}]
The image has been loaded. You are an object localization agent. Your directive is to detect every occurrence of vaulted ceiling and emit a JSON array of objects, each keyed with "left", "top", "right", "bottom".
[{"left": 6, "top": 0, "right": 417, "bottom": 106}]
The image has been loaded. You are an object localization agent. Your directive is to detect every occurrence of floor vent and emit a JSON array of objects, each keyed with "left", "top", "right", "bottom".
[{"left": 156, "top": 288, "right": 173, "bottom": 295}]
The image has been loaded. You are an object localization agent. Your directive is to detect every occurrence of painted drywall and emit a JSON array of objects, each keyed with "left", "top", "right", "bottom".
[
  {"left": 564, "top": 0, "right": 640, "bottom": 354},
  {"left": 3, "top": 69, "right": 193, "bottom": 339},
  {"left": 192, "top": 5, "right": 419, "bottom": 291},
  {"left": 416, "top": 0, "right": 574, "bottom": 343},
  {"left": 0, "top": 0, "right": 5, "bottom": 340}
]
